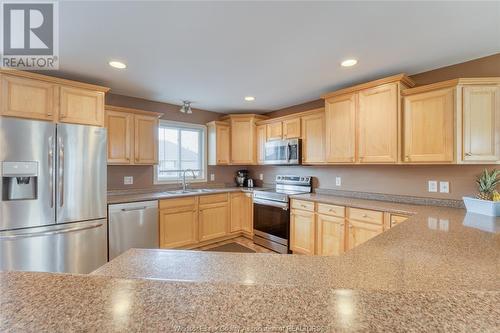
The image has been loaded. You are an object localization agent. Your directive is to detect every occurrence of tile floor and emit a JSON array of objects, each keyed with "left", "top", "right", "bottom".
[{"left": 197, "top": 236, "right": 275, "bottom": 253}]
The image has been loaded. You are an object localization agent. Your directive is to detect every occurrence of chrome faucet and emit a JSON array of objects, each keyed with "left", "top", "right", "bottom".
[{"left": 181, "top": 169, "right": 197, "bottom": 191}]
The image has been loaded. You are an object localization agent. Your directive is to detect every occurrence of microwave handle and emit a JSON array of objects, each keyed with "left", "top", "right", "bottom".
[{"left": 286, "top": 143, "right": 291, "bottom": 162}]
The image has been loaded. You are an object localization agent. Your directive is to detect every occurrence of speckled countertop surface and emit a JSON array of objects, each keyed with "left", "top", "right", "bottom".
[
  {"left": 2, "top": 194, "right": 499, "bottom": 332},
  {"left": 107, "top": 186, "right": 257, "bottom": 204}
]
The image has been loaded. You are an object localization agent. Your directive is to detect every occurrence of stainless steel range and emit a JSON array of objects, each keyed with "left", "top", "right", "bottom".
[{"left": 253, "top": 175, "right": 312, "bottom": 253}]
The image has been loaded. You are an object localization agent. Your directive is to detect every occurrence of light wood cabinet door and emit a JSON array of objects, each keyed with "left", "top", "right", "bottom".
[
  {"left": 301, "top": 112, "right": 326, "bottom": 164},
  {"left": 216, "top": 124, "right": 230, "bottom": 164},
  {"left": 199, "top": 203, "right": 229, "bottom": 242},
  {"left": 1, "top": 74, "right": 57, "bottom": 121},
  {"left": 403, "top": 88, "right": 455, "bottom": 163},
  {"left": 106, "top": 111, "right": 133, "bottom": 164},
  {"left": 231, "top": 117, "right": 256, "bottom": 164},
  {"left": 346, "top": 220, "right": 383, "bottom": 250},
  {"left": 290, "top": 209, "right": 315, "bottom": 255},
  {"left": 462, "top": 86, "right": 500, "bottom": 162},
  {"left": 266, "top": 122, "right": 283, "bottom": 141},
  {"left": 316, "top": 214, "right": 345, "bottom": 256},
  {"left": 230, "top": 192, "right": 253, "bottom": 234},
  {"left": 283, "top": 118, "right": 301, "bottom": 139},
  {"left": 358, "top": 84, "right": 398, "bottom": 163},
  {"left": 59, "top": 86, "right": 105, "bottom": 126},
  {"left": 325, "top": 94, "right": 356, "bottom": 163},
  {"left": 134, "top": 115, "right": 158, "bottom": 165},
  {"left": 390, "top": 214, "right": 409, "bottom": 228},
  {"left": 160, "top": 207, "right": 198, "bottom": 248},
  {"left": 256, "top": 124, "right": 266, "bottom": 164}
]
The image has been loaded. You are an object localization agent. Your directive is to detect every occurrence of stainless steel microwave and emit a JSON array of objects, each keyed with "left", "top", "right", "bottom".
[{"left": 263, "top": 138, "right": 301, "bottom": 165}]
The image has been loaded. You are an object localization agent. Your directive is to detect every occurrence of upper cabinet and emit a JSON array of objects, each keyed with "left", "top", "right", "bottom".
[
  {"left": 223, "top": 114, "right": 267, "bottom": 165},
  {"left": 282, "top": 117, "right": 301, "bottom": 139},
  {"left": 322, "top": 74, "right": 414, "bottom": 164},
  {"left": 403, "top": 87, "right": 455, "bottom": 163},
  {"left": 0, "top": 69, "right": 109, "bottom": 126},
  {"left": 266, "top": 121, "right": 282, "bottom": 141},
  {"left": 207, "top": 121, "right": 230, "bottom": 165},
  {"left": 301, "top": 109, "right": 326, "bottom": 164},
  {"left": 256, "top": 124, "right": 267, "bottom": 164},
  {"left": 105, "top": 105, "right": 161, "bottom": 165}
]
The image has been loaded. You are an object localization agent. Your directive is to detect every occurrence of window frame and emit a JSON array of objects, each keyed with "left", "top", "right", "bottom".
[{"left": 154, "top": 120, "right": 208, "bottom": 184}]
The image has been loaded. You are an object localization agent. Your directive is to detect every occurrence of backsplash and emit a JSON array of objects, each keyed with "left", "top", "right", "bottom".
[{"left": 247, "top": 164, "right": 488, "bottom": 200}]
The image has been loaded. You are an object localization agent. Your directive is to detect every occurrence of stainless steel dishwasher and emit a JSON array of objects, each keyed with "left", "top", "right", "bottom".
[{"left": 108, "top": 200, "right": 159, "bottom": 260}]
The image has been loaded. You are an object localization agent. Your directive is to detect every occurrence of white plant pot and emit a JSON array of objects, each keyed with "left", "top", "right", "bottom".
[{"left": 463, "top": 196, "right": 500, "bottom": 217}]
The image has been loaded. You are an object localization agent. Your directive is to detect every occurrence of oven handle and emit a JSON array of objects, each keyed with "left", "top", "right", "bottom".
[{"left": 253, "top": 198, "right": 289, "bottom": 210}]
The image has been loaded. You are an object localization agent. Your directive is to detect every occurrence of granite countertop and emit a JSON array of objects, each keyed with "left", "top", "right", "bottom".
[
  {"left": 1, "top": 194, "right": 499, "bottom": 332},
  {"left": 107, "top": 186, "right": 258, "bottom": 204}
]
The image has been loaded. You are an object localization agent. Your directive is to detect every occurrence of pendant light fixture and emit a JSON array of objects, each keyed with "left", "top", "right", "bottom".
[{"left": 180, "top": 101, "right": 193, "bottom": 114}]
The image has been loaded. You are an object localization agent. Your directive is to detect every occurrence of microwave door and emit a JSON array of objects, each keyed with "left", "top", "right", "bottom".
[{"left": 264, "top": 141, "right": 284, "bottom": 164}]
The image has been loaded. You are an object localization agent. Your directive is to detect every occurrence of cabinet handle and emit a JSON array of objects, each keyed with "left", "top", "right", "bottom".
[
  {"left": 362, "top": 214, "right": 368, "bottom": 218},
  {"left": 465, "top": 152, "right": 472, "bottom": 157}
]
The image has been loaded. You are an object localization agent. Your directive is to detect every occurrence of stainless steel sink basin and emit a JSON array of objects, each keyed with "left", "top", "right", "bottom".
[{"left": 167, "top": 189, "right": 216, "bottom": 194}]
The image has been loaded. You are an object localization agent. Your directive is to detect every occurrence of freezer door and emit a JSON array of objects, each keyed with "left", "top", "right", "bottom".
[
  {"left": 56, "top": 123, "right": 107, "bottom": 223},
  {"left": 0, "top": 219, "right": 108, "bottom": 273},
  {"left": 0, "top": 118, "right": 56, "bottom": 231}
]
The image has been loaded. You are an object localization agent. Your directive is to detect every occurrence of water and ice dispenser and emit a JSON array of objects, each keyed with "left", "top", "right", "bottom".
[{"left": 2, "top": 162, "right": 38, "bottom": 200}]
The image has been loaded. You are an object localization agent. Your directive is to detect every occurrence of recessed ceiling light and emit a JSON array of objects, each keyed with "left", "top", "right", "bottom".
[
  {"left": 109, "top": 61, "right": 127, "bottom": 69},
  {"left": 341, "top": 59, "right": 358, "bottom": 67},
  {"left": 244, "top": 96, "right": 255, "bottom": 101}
]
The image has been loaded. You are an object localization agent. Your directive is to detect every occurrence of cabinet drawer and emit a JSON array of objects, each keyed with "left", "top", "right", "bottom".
[
  {"left": 291, "top": 199, "right": 314, "bottom": 212},
  {"left": 390, "top": 214, "right": 409, "bottom": 227},
  {"left": 199, "top": 193, "right": 228, "bottom": 205},
  {"left": 159, "top": 197, "right": 197, "bottom": 210},
  {"left": 348, "top": 207, "right": 383, "bottom": 225},
  {"left": 316, "top": 203, "right": 345, "bottom": 217}
]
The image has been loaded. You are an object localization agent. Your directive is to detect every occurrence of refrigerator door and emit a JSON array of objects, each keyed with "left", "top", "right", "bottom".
[
  {"left": 56, "top": 123, "right": 107, "bottom": 223},
  {"left": 0, "top": 118, "right": 56, "bottom": 231},
  {"left": 0, "top": 218, "right": 108, "bottom": 273}
]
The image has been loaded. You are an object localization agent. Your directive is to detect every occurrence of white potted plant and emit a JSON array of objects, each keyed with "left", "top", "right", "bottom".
[{"left": 463, "top": 169, "right": 500, "bottom": 216}]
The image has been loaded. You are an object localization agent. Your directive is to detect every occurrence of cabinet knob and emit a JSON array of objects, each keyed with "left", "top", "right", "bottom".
[
  {"left": 465, "top": 152, "right": 472, "bottom": 157},
  {"left": 405, "top": 155, "right": 411, "bottom": 161},
  {"left": 363, "top": 214, "right": 368, "bottom": 218}
]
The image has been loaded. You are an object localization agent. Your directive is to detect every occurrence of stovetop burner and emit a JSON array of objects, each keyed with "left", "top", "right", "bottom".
[{"left": 253, "top": 175, "right": 312, "bottom": 203}]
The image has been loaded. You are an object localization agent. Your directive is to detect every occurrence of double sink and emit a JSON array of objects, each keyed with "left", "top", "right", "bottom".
[{"left": 162, "top": 189, "right": 218, "bottom": 195}]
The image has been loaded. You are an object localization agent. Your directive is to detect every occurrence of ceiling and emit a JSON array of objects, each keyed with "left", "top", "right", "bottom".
[{"left": 57, "top": 1, "right": 500, "bottom": 113}]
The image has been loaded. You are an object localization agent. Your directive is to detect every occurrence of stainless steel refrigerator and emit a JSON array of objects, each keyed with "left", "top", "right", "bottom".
[{"left": 0, "top": 117, "right": 108, "bottom": 274}]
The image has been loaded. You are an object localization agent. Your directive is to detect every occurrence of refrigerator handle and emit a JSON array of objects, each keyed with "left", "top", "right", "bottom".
[
  {"left": 58, "top": 136, "right": 64, "bottom": 207},
  {"left": 48, "top": 136, "right": 54, "bottom": 208},
  {"left": 0, "top": 222, "right": 104, "bottom": 240}
]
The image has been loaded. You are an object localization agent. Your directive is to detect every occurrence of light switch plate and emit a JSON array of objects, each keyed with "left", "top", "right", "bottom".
[
  {"left": 439, "top": 181, "right": 449, "bottom": 193},
  {"left": 428, "top": 180, "right": 438, "bottom": 192},
  {"left": 210, "top": 174, "right": 215, "bottom": 181},
  {"left": 259, "top": 174, "right": 264, "bottom": 181},
  {"left": 123, "top": 176, "right": 133, "bottom": 185},
  {"left": 335, "top": 177, "right": 341, "bottom": 186}
]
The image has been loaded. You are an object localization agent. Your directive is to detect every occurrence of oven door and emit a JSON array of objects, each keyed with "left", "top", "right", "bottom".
[{"left": 253, "top": 198, "right": 290, "bottom": 253}]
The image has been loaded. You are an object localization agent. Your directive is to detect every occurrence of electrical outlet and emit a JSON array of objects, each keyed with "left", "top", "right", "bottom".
[
  {"left": 123, "top": 176, "right": 133, "bottom": 185},
  {"left": 439, "top": 181, "right": 449, "bottom": 193},
  {"left": 259, "top": 174, "right": 264, "bottom": 181},
  {"left": 428, "top": 180, "right": 438, "bottom": 193},
  {"left": 210, "top": 174, "right": 215, "bottom": 181},
  {"left": 335, "top": 177, "right": 341, "bottom": 186}
]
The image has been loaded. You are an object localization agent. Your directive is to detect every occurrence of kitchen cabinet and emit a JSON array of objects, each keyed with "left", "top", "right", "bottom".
[
  {"left": 316, "top": 214, "right": 345, "bottom": 256},
  {"left": 403, "top": 88, "right": 455, "bottom": 163},
  {"left": 105, "top": 105, "right": 161, "bottom": 165},
  {"left": 389, "top": 214, "right": 409, "bottom": 228},
  {"left": 207, "top": 121, "right": 230, "bottom": 165},
  {"left": 290, "top": 208, "right": 315, "bottom": 255},
  {"left": 325, "top": 93, "right": 356, "bottom": 163},
  {"left": 159, "top": 197, "right": 198, "bottom": 248},
  {"left": 230, "top": 192, "right": 253, "bottom": 235},
  {"left": 358, "top": 83, "right": 398, "bottom": 163},
  {"left": 199, "top": 194, "right": 229, "bottom": 242},
  {"left": 106, "top": 110, "right": 133, "bottom": 164},
  {"left": 282, "top": 117, "right": 301, "bottom": 139},
  {"left": 266, "top": 122, "right": 283, "bottom": 141},
  {"left": 59, "top": 86, "right": 105, "bottom": 126},
  {"left": 0, "top": 69, "right": 109, "bottom": 125},
  {"left": 346, "top": 220, "right": 383, "bottom": 250},
  {"left": 301, "top": 110, "right": 326, "bottom": 164},
  {"left": 1, "top": 74, "right": 57, "bottom": 121},
  {"left": 256, "top": 124, "right": 266, "bottom": 164},
  {"left": 223, "top": 114, "right": 267, "bottom": 165},
  {"left": 461, "top": 85, "right": 500, "bottom": 162}
]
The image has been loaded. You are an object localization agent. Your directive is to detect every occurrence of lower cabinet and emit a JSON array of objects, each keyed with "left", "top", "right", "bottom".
[
  {"left": 316, "top": 214, "right": 345, "bottom": 256},
  {"left": 346, "top": 220, "right": 383, "bottom": 251},
  {"left": 230, "top": 192, "right": 253, "bottom": 234},
  {"left": 159, "top": 197, "right": 198, "bottom": 248},
  {"left": 199, "top": 202, "right": 229, "bottom": 242},
  {"left": 290, "top": 209, "right": 315, "bottom": 255}
]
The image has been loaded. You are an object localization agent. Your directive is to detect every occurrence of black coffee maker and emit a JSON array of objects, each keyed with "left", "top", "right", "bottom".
[{"left": 235, "top": 170, "right": 249, "bottom": 187}]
